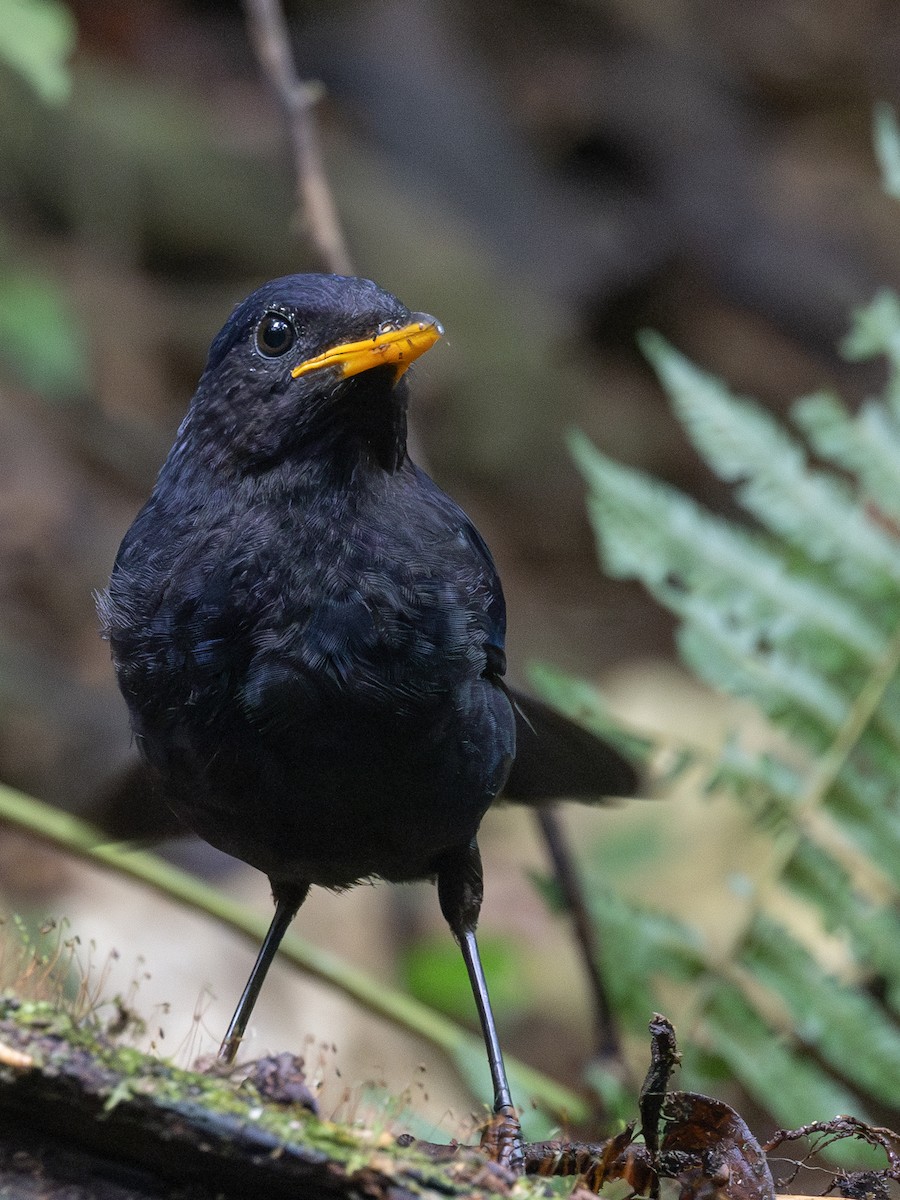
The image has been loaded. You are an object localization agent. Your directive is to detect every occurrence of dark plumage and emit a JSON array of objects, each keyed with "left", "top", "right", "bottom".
[{"left": 100, "top": 274, "right": 636, "bottom": 1167}]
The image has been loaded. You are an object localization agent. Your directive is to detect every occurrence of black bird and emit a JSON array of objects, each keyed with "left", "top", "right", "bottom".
[{"left": 100, "top": 274, "right": 637, "bottom": 1166}]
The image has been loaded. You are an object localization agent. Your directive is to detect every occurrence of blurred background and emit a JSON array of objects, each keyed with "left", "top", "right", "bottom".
[{"left": 1, "top": 0, "right": 899, "bottom": 1140}]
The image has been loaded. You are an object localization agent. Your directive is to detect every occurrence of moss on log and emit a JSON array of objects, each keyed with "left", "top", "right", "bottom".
[{"left": 0, "top": 997, "right": 518, "bottom": 1199}]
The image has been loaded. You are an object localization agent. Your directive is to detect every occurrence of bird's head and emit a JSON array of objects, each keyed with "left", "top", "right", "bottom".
[{"left": 182, "top": 274, "right": 442, "bottom": 477}]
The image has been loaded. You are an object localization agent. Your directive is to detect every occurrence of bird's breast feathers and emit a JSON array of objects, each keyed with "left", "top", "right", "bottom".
[{"left": 108, "top": 493, "right": 497, "bottom": 736}]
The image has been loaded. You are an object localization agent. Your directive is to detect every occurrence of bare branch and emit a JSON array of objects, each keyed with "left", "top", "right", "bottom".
[{"left": 242, "top": 0, "right": 353, "bottom": 275}]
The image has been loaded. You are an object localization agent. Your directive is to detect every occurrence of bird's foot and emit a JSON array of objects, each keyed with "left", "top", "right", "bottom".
[{"left": 479, "top": 1103, "right": 525, "bottom": 1172}]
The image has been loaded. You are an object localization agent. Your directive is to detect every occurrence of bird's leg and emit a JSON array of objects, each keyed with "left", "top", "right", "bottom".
[
  {"left": 219, "top": 880, "right": 309, "bottom": 1064},
  {"left": 437, "top": 840, "right": 524, "bottom": 1172}
]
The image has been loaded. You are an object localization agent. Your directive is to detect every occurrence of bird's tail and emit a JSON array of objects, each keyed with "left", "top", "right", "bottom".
[{"left": 502, "top": 686, "right": 639, "bottom": 803}]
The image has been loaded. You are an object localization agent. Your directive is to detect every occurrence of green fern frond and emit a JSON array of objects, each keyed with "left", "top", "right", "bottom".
[
  {"left": 581, "top": 884, "right": 707, "bottom": 1024},
  {"left": 741, "top": 913, "right": 900, "bottom": 1108},
  {"left": 531, "top": 111, "right": 900, "bottom": 1145},
  {"left": 551, "top": 291, "right": 900, "bottom": 1145},
  {"left": 676, "top": 614, "right": 851, "bottom": 732},
  {"left": 793, "top": 393, "right": 900, "bottom": 524},
  {"left": 873, "top": 103, "right": 900, "bottom": 203},
  {"left": 641, "top": 333, "right": 900, "bottom": 596},
  {"left": 825, "top": 769, "right": 900, "bottom": 886},
  {"left": 842, "top": 288, "right": 900, "bottom": 370},
  {"left": 570, "top": 429, "right": 886, "bottom": 665},
  {"left": 699, "top": 985, "right": 871, "bottom": 1130},
  {"left": 784, "top": 838, "right": 900, "bottom": 1014}
]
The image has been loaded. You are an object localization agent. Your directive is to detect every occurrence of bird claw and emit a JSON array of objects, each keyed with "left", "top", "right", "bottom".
[{"left": 479, "top": 1104, "right": 525, "bottom": 1172}]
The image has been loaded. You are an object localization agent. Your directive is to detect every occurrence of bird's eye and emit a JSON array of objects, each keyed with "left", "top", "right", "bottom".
[{"left": 255, "top": 313, "right": 295, "bottom": 357}]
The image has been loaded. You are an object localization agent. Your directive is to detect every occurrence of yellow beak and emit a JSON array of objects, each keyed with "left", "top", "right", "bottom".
[{"left": 291, "top": 315, "right": 443, "bottom": 382}]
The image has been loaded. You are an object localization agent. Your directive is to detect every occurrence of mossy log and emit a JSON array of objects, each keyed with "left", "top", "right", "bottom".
[
  {"left": 0, "top": 998, "right": 523, "bottom": 1200},
  {"left": 0, "top": 997, "right": 883, "bottom": 1200}
]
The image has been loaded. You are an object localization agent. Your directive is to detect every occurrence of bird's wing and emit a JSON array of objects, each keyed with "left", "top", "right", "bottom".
[
  {"left": 412, "top": 465, "right": 508, "bottom": 675},
  {"left": 411, "top": 468, "right": 637, "bottom": 801},
  {"left": 459, "top": 515, "right": 508, "bottom": 677}
]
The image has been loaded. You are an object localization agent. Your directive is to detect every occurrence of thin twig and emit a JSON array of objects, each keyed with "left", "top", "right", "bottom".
[
  {"left": 534, "top": 806, "right": 629, "bottom": 1078},
  {"left": 242, "top": 0, "right": 353, "bottom": 275}
]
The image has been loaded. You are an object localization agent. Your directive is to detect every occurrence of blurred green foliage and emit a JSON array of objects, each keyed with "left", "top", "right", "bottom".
[
  {"left": 400, "top": 933, "right": 526, "bottom": 1028},
  {"left": 0, "top": 264, "right": 88, "bottom": 396},
  {"left": 537, "top": 208, "right": 900, "bottom": 1147},
  {"left": 874, "top": 103, "right": 900, "bottom": 203},
  {"left": 0, "top": 0, "right": 74, "bottom": 105},
  {"left": 0, "top": 1, "right": 87, "bottom": 398}
]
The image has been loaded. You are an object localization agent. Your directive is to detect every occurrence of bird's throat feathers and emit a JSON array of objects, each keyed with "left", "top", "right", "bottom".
[{"left": 173, "top": 362, "right": 411, "bottom": 490}]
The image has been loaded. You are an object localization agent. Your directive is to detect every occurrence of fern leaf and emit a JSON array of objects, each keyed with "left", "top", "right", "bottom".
[
  {"left": 557, "top": 234, "right": 900, "bottom": 1143},
  {"left": 785, "top": 838, "right": 900, "bottom": 1015},
  {"left": 581, "top": 884, "right": 705, "bottom": 1025},
  {"left": 828, "top": 767, "right": 900, "bottom": 887},
  {"left": 741, "top": 914, "right": 900, "bottom": 1108},
  {"left": 570, "top": 431, "right": 885, "bottom": 664},
  {"left": 702, "top": 985, "right": 871, "bottom": 1128},
  {"left": 708, "top": 739, "right": 801, "bottom": 814},
  {"left": 639, "top": 332, "right": 900, "bottom": 593},
  {"left": 793, "top": 393, "right": 900, "bottom": 524},
  {"left": 842, "top": 288, "right": 900, "bottom": 416},
  {"left": 677, "top": 611, "right": 850, "bottom": 734},
  {"left": 873, "top": 102, "right": 900, "bottom": 201},
  {"left": 709, "top": 739, "right": 900, "bottom": 890}
]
